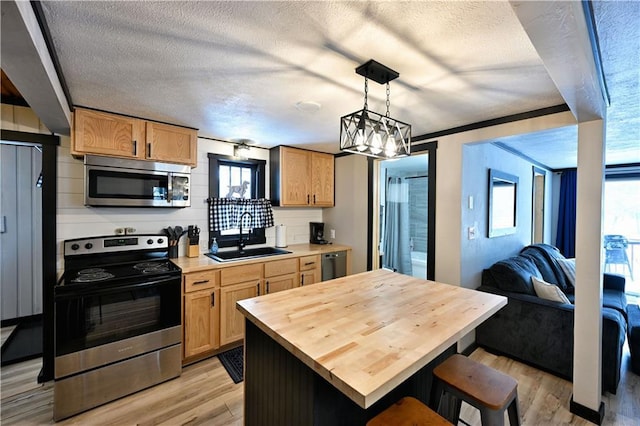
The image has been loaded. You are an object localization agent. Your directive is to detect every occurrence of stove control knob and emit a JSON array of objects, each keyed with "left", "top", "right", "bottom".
[
  {"left": 157, "top": 238, "right": 164, "bottom": 244},
  {"left": 147, "top": 239, "right": 154, "bottom": 245},
  {"left": 85, "top": 243, "right": 93, "bottom": 250},
  {"left": 71, "top": 243, "right": 80, "bottom": 251}
]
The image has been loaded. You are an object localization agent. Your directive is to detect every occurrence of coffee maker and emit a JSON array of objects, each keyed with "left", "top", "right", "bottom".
[{"left": 309, "top": 222, "right": 328, "bottom": 244}]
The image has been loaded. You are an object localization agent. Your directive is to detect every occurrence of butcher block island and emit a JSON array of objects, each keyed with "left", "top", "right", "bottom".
[{"left": 237, "top": 269, "right": 507, "bottom": 425}]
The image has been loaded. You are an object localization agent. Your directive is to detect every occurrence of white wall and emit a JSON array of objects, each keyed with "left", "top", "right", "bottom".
[
  {"left": 2, "top": 105, "right": 322, "bottom": 275},
  {"left": 55, "top": 136, "right": 322, "bottom": 274},
  {"left": 460, "top": 142, "right": 537, "bottom": 291},
  {"left": 323, "top": 155, "right": 369, "bottom": 274}
]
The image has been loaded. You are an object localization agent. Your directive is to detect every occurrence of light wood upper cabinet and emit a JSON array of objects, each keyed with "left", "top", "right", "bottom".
[
  {"left": 270, "top": 146, "right": 334, "bottom": 207},
  {"left": 72, "top": 107, "right": 197, "bottom": 167},
  {"left": 72, "top": 108, "right": 145, "bottom": 159},
  {"left": 146, "top": 122, "right": 197, "bottom": 167},
  {"left": 310, "top": 152, "right": 334, "bottom": 207}
]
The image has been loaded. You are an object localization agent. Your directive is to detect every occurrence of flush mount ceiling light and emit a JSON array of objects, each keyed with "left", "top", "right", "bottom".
[
  {"left": 340, "top": 59, "right": 411, "bottom": 159},
  {"left": 233, "top": 139, "right": 252, "bottom": 158}
]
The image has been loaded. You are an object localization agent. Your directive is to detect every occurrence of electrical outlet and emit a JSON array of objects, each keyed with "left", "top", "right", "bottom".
[
  {"left": 115, "top": 228, "right": 124, "bottom": 235},
  {"left": 330, "top": 229, "right": 336, "bottom": 239}
]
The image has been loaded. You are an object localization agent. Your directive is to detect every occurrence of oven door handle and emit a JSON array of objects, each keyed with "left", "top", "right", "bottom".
[{"left": 55, "top": 275, "right": 179, "bottom": 300}]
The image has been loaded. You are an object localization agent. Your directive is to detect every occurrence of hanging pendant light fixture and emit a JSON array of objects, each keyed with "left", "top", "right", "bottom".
[{"left": 340, "top": 60, "right": 411, "bottom": 159}]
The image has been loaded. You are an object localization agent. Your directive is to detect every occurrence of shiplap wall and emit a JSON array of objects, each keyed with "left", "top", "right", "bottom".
[{"left": 2, "top": 105, "right": 323, "bottom": 277}]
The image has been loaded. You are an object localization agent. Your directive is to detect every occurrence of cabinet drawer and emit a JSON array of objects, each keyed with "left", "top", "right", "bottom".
[
  {"left": 184, "top": 270, "right": 219, "bottom": 292},
  {"left": 220, "top": 263, "right": 263, "bottom": 286},
  {"left": 264, "top": 258, "right": 298, "bottom": 277},
  {"left": 299, "top": 255, "right": 320, "bottom": 271}
]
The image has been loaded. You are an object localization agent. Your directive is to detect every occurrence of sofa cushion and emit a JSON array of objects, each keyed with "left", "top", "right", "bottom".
[
  {"left": 532, "top": 276, "right": 571, "bottom": 304},
  {"left": 603, "top": 289, "right": 628, "bottom": 320},
  {"left": 520, "top": 244, "right": 572, "bottom": 293},
  {"left": 484, "top": 255, "right": 540, "bottom": 295},
  {"left": 557, "top": 258, "right": 576, "bottom": 288}
]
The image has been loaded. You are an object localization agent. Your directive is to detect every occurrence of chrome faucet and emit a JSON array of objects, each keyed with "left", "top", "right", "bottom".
[{"left": 238, "top": 211, "right": 253, "bottom": 251}]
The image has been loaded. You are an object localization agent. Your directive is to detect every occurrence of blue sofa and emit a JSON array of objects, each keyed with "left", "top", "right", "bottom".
[{"left": 476, "top": 244, "right": 627, "bottom": 394}]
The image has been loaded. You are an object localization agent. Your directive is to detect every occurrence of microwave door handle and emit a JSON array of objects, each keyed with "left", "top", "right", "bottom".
[{"left": 167, "top": 174, "right": 173, "bottom": 203}]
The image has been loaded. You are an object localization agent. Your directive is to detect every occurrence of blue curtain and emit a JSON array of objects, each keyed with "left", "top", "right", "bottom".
[{"left": 556, "top": 169, "right": 577, "bottom": 257}]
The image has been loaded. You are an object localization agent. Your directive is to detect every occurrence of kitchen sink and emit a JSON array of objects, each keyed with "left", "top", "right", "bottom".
[{"left": 205, "top": 247, "right": 291, "bottom": 262}]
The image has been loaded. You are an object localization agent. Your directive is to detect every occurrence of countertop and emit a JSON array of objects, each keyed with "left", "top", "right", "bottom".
[
  {"left": 171, "top": 243, "right": 352, "bottom": 273},
  {"left": 236, "top": 269, "right": 508, "bottom": 409}
]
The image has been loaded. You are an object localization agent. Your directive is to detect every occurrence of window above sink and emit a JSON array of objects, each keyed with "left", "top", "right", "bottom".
[{"left": 207, "top": 153, "right": 267, "bottom": 249}]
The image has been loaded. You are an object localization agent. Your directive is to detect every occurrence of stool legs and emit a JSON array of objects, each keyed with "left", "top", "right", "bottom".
[{"left": 507, "top": 398, "right": 520, "bottom": 426}]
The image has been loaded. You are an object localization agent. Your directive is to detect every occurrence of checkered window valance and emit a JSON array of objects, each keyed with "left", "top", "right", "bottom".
[{"left": 208, "top": 198, "right": 275, "bottom": 232}]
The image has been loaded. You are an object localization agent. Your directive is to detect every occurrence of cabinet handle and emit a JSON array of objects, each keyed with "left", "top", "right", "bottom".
[
  {"left": 301, "top": 274, "right": 305, "bottom": 286},
  {"left": 307, "top": 194, "right": 310, "bottom": 204},
  {"left": 211, "top": 292, "right": 215, "bottom": 306},
  {"left": 193, "top": 279, "right": 210, "bottom": 285},
  {"left": 133, "top": 140, "right": 137, "bottom": 156},
  {"left": 256, "top": 282, "right": 260, "bottom": 296},
  {"left": 147, "top": 143, "right": 151, "bottom": 157},
  {"left": 313, "top": 194, "right": 316, "bottom": 204},
  {"left": 266, "top": 281, "right": 270, "bottom": 293},
  {"left": 304, "top": 262, "right": 315, "bottom": 266}
]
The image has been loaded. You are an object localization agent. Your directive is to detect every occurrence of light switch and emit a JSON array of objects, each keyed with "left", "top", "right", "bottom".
[
  {"left": 330, "top": 229, "right": 336, "bottom": 239},
  {"left": 468, "top": 195, "right": 474, "bottom": 210},
  {"left": 468, "top": 226, "right": 477, "bottom": 240}
]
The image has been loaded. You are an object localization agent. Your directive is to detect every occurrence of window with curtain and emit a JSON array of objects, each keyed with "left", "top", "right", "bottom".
[{"left": 207, "top": 153, "right": 266, "bottom": 248}]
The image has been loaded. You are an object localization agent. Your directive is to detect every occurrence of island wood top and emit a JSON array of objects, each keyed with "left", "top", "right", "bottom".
[{"left": 237, "top": 269, "right": 507, "bottom": 409}]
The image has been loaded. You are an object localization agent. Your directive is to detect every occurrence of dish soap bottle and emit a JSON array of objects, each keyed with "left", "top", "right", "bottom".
[{"left": 210, "top": 238, "right": 218, "bottom": 254}]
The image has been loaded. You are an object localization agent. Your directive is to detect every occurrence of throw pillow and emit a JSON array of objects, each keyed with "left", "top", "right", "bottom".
[
  {"left": 557, "top": 258, "right": 576, "bottom": 288},
  {"left": 532, "top": 276, "right": 571, "bottom": 304}
]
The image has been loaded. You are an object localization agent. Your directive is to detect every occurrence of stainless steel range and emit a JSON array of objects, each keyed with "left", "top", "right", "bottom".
[{"left": 54, "top": 234, "right": 182, "bottom": 421}]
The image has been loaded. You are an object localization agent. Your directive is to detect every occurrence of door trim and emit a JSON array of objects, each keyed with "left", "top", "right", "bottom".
[{"left": 1, "top": 129, "right": 58, "bottom": 382}]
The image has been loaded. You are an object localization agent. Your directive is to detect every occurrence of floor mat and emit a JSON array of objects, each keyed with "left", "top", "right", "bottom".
[
  {"left": 1, "top": 316, "right": 43, "bottom": 366},
  {"left": 218, "top": 346, "right": 243, "bottom": 384}
]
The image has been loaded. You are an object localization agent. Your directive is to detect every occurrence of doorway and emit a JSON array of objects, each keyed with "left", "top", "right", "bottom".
[
  {"left": 531, "top": 167, "right": 546, "bottom": 244},
  {"left": 378, "top": 155, "right": 429, "bottom": 278},
  {"left": 0, "top": 129, "right": 58, "bottom": 382}
]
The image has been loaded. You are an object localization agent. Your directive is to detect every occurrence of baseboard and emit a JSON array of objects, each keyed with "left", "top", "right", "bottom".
[{"left": 570, "top": 396, "right": 604, "bottom": 425}]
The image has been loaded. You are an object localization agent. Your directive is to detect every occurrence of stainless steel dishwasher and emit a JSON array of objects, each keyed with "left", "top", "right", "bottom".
[{"left": 321, "top": 251, "right": 347, "bottom": 281}]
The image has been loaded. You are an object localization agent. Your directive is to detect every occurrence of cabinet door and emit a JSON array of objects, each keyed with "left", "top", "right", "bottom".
[
  {"left": 266, "top": 273, "right": 297, "bottom": 294},
  {"left": 73, "top": 108, "right": 145, "bottom": 159},
  {"left": 146, "top": 122, "right": 197, "bottom": 166},
  {"left": 184, "top": 288, "right": 220, "bottom": 358},
  {"left": 280, "top": 147, "right": 311, "bottom": 206},
  {"left": 300, "top": 269, "right": 320, "bottom": 286},
  {"left": 311, "top": 152, "right": 334, "bottom": 206},
  {"left": 220, "top": 280, "right": 261, "bottom": 345}
]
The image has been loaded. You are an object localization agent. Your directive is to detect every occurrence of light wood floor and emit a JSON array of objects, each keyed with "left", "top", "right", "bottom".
[{"left": 1, "top": 325, "right": 638, "bottom": 425}]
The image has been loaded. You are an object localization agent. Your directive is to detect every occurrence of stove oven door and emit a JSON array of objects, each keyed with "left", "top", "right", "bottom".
[{"left": 54, "top": 275, "right": 181, "bottom": 379}]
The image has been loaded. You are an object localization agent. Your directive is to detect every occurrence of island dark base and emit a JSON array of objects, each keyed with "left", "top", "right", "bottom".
[{"left": 244, "top": 320, "right": 456, "bottom": 426}]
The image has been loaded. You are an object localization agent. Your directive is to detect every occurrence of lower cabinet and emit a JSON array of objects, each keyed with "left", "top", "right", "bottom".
[
  {"left": 183, "top": 269, "right": 220, "bottom": 359},
  {"left": 299, "top": 255, "right": 321, "bottom": 286},
  {"left": 266, "top": 273, "right": 297, "bottom": 294},
  {"left": 184, "top": 288, "right": 220, "bottom": 358},
  {"left": 220, "top": 280, "right": 261, "bottom": 346}
]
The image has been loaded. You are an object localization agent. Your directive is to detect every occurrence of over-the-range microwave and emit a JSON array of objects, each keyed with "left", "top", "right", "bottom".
[{"left": 84, "top": 155, "right": 190, "bottom": 208}]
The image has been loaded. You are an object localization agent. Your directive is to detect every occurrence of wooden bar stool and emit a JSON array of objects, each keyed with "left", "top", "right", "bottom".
[
  {"left": 431, "top": 354, "right": 520, "bottom": 426},
  {"left": 367, "top": 396, "right": 452, "bottom": 426}
]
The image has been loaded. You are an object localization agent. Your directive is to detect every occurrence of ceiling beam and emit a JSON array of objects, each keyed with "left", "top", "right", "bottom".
[
  {"left": 0, "top": 0, "right": 70, "bottom": 134},
  {"left": 510, "top": 0, "right": 606, "bottom": 121}
]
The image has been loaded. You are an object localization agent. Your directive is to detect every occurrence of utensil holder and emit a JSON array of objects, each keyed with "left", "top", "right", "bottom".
[
  {"left": 168, "top": 245, "right": 178, "bottom": 259},
  {"left": 187, "top": 245, "right": 199, "bottom": 258}
]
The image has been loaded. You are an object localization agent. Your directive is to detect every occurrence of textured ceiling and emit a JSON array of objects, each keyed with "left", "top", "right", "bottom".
[{"left": 35, "top": 1, "right": 639, "bottom": 169}]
